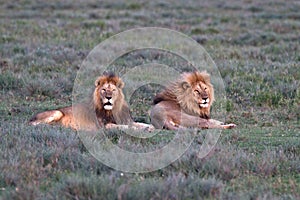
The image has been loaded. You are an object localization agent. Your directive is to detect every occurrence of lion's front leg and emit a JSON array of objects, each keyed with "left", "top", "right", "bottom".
[
  {"left": 105, "top": 122, "right": 155, "bottom": 132},
  {"left": 180, "top": 113, "right": 209, "bottom": 129},
  {"left": 220, "top": 123, "right": 236, "bottom": 129},
  {"left": 105, "top": 123, "right": 129, "bottom": 129},
  {"left": 207, "top": 119, "right": 236, "bottom": 129},
  {"left": 182, "top": 115, "right": 236, "bottom": 129},
  {"left": 131, "top": 122, "right": 155, "bottom": 132}
]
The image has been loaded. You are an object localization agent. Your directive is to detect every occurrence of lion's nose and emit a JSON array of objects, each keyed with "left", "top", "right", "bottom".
[
  {"left": 106, "top": 97, "right": 112, "bottom": 100},
  {"left": 203, "top": 97, "right": 208, "bottom": 101}
]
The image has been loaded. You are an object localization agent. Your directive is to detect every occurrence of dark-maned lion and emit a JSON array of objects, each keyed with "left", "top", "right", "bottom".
[
  {"left": 29, "top": 72, "right": 154, "bottom": 131},
  {"left": 150, "top": 71, "right": 236, "bottom": 130}
]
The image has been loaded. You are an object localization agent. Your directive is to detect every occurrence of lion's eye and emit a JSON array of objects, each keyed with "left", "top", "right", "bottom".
[
  {"left": 194, "top": 90, "right": 200, "bottom": 95},
  {"left": 101, "top": 89, "right": 106, "bottom": 92},
  {"left": 204, "top": 87, "right": 207, "bottom": 90}
]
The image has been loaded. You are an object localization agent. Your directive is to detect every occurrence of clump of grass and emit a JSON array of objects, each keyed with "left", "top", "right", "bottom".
[
  {"left": 0, "top": 72, "right": 22, "bottom": 91},
  {"left": 126, "top": 2, "right": 142, "bottom": 10},
  {"left": 233, "top": 31, "right": 279, "bottom": 46},
  {"left": 24, "top": 74, "right": 74, "bottom": 98},
  {"left": 51, "top": 174, "right": 117, "bottom": 199},
  {"left": 226, "top": 100, "right": 234, "bottom": 112},
  {"left": 82, "top": 20, "right": 106, "bottom": 29},
  {"left": 125, "top": 175, "right": 223, "bottom": 199},
  {"left": 252, "top": 91, "right": 284, "bottom": 107},
  {"left": 1, "top": 35, "right": 16, "bottom": 43},
  {"left": 191, "top": 27, "right": 220, "bottom": 35}
]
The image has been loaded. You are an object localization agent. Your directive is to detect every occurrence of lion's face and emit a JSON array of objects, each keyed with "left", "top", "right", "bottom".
[
  {"left": 93, "top": 73, "right": 125, "bottom": 111},
  {"left": 175, "top": 71, "right": 214, "bottom": 117},
  {"left": 98, "top": 83, "right": 119, "bottom": 110},
  {"left": 192, "top": 81, "right": 212, "bottom": 109}
]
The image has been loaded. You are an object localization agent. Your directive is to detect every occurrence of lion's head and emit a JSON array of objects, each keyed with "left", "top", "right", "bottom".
[
  {"left": 93, "top": 72, "right": 125, "bottom": 112},
  {"left": 154, "top": 71, "right": 214, "bottom": 119},
  {"left": 176, "top": 71, "right": 214, "bottom": 118}
]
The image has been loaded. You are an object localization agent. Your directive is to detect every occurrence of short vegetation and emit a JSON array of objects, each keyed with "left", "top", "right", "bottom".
[{"left": 0, "top": 0, "right": 299, "bottom": 199}]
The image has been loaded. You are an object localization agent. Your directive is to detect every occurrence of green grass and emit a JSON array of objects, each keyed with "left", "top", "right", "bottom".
[{"left": 0, "top": 0, "right": 299, "bottom": 199}]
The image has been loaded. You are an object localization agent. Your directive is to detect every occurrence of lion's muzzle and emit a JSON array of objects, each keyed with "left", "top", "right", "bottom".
[
  {"left": 199, "top": 98, "right": 209, "bottom": 108},
  {"left": 103, "top": 97, "right": 113, "bottom": 110}
]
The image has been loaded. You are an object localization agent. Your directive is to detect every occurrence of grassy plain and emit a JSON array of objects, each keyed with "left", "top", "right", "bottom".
[{"left": 0, "top": 0, "right": 299, "bottom": 199}]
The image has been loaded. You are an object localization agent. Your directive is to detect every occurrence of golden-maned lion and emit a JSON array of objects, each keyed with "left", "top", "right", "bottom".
[
  {"left": 29, "top": 72, "right": 154, "bottom": 131},
  {"left": 150, "top": 71, "right": 236, "bottom": 130}
]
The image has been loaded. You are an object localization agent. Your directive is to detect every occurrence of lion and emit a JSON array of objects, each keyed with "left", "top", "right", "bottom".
[
  {"left": 29, "top": 72, "right": 154, "bottom": 131},
  {"left": 150, "top": 71, "right": 236, "bottom": 130}
]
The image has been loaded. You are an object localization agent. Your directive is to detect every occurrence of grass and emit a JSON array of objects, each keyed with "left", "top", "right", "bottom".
[{"left": 0, "top": 0, "right": 299, "bottom": 199}]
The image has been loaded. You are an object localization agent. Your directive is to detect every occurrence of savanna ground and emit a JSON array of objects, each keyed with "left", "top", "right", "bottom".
[{"left": 0, "top": 0, "right": 299, "bottom": 199}]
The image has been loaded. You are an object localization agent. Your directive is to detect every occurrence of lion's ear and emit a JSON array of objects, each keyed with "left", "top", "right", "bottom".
[
  {"left": 95, "top": 79, "right": 100, "bottom": 87},
  {"left": 117, "top": 80, "right": 125, "bottom": 89},
  {"left": 181, "top": 81, "right": 190, "bottom": 90}
]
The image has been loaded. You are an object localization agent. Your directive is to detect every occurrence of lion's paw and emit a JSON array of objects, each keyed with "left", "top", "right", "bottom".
[
  {"left": 144, "top": 124, "right": 155, "bottom": 132},
  {"left": 105, "top": 123, "right": 118, "bottom": 129},
  {"left": 222, "top": 123, "right": 237, "bottom": 129}
]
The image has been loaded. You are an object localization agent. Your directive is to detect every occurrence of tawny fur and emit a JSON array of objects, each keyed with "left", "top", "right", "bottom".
[
  {"left": 151, "top": 71, "right": 236, "bottom": 130},
  {"left": 29, "top": 72, "right": 154, "bottom": 131},
  {"left": 154, "top": 71, "right": 214, "bottom": 119}
]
